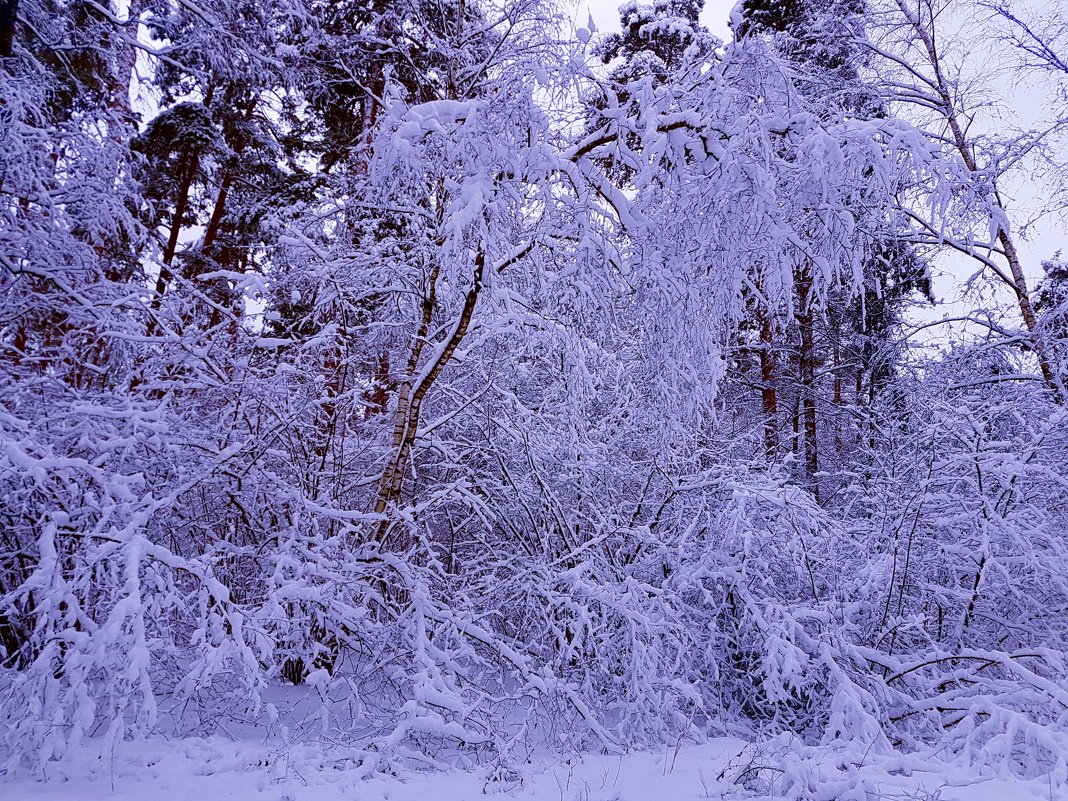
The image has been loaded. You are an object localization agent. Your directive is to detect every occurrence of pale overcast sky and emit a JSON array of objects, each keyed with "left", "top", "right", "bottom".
[{"left": 580, "top": 0, "right": 735, "bottom": 39}]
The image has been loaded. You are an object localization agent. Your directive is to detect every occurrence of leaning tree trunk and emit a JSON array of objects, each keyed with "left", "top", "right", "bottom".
[
  {"left": 372, "top": 243, "right": 486, "bottom": 544},
  {"left": 895, "top": 0, "right": 1064, "bottom": 403}
]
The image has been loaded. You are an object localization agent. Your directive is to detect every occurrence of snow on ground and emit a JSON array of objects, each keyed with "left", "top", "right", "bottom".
[{"left": 2, "top": 735, "right": 1059, "bottom": 801}]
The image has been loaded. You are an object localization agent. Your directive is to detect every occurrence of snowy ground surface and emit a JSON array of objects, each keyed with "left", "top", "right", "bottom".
[{"left": 2, "top": 735, "right": 1058, "bottom": 801}]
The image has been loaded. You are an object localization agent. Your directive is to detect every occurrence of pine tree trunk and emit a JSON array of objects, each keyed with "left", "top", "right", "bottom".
[
  {"left": 147, "top": 150, "right": 199, "bottom": 334},
  {"left": 758, "top": 308, "right": 779, "bottom": 461},
  {"left": 796, "top": 270, "right": 820, "bottom": 501}
]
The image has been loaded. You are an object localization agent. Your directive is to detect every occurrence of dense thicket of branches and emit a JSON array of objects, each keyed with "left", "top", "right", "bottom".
[{"left": 2, "top": 0, "right": 1067, "bottom": 791}]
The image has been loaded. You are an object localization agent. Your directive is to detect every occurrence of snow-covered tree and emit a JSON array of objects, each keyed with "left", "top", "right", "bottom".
[{"left": 0, "top": 0, "right": 1067, "bottom": 793}]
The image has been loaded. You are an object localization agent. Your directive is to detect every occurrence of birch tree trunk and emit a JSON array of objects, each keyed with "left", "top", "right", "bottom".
[
  {"left": 888, "top": 0, "right": 1064, "bottom": 402},
  {"left": 372, "top": 244, "right": 486, "bottom": 544}
]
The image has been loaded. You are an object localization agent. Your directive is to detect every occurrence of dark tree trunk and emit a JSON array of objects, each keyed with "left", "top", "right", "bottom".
[
  {"left": 758, "top": 308, "right": 779, "bottom": 461},
  {"left": 796, "top": 269, "right": 820, "bottom": 502},
  {"left": 0, "top": 0, "right": 18, "bottom": 60}
]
